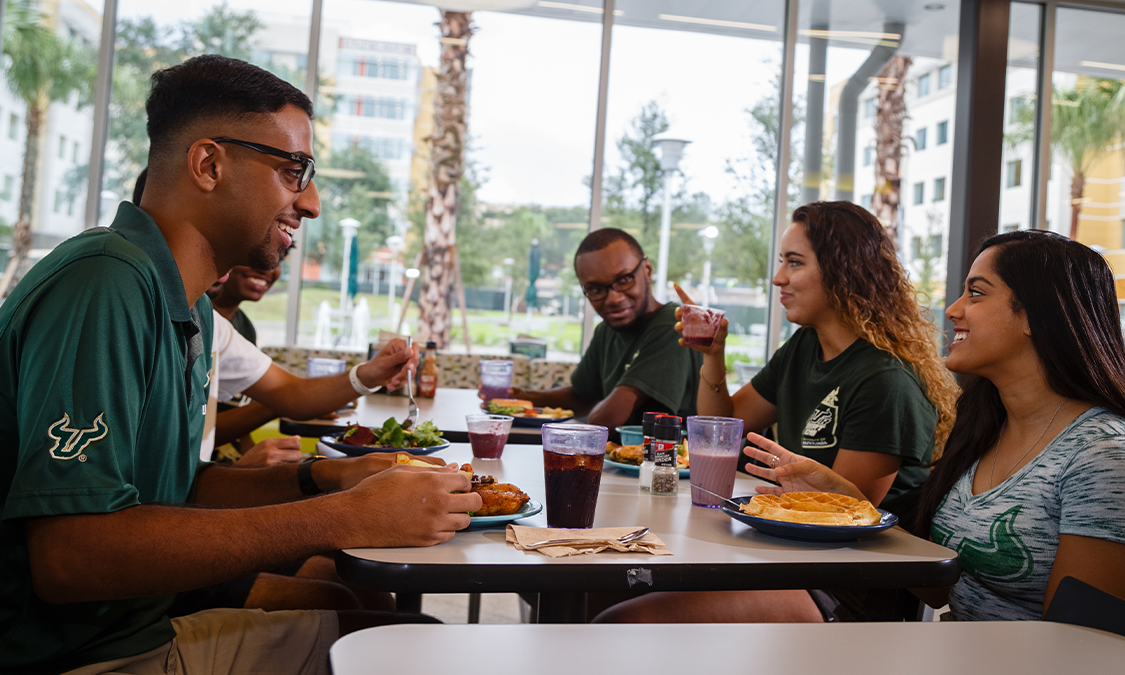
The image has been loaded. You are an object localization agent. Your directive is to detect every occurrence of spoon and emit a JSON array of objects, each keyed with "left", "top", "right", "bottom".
[
  {"left": 523, "top": 527, "right": 650, "bottom": 550},
  {"left": 691, "top": 484, "right": 743, "bottom": 510},
  {"left": 403, "top": 336, "right": 418, "bottom": 430}
]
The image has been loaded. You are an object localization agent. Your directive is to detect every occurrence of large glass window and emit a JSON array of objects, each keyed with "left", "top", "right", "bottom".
[
  {"left": 600, "top": 2, "right": 785, "bottom": 370},
  {"left": 999, "top": 2, "right": 1042, "bottom": 232},
  {"left": 294, "top": 1, "right": 601, "bottom": 355},
  {"left": 792, "top": 1, "right": 961, "bottom": 309},
  {"left": 0, "top": 0, "right": 101, "bottom": 289}
]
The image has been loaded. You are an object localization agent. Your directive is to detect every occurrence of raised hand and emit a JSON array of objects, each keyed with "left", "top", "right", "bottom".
[
  {"left": 743, "top": 432, "right": 865, "bottom": 500},
  {"left": 356, "top": 338, "right": 417, "bottom": 391},
  {"left": 673, "top": 283, "right": 729, "bottom": 356}
]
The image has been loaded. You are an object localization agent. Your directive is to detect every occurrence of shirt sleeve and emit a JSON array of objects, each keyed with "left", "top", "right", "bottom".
[
  {"left": 836, "top": 368, "right": 936, "bottom": 462},
  {"left": 3, "top": 258, "right": 157, "bottom": 521},
  {"left": 616, "top": 316, "right": 695, "bottom": 413},
  {"left": 1057, "top": 425, "right": 1125, "bottom": 545},
  {"left": 213, "top": 311, "right": 272, "bottom": 401}
]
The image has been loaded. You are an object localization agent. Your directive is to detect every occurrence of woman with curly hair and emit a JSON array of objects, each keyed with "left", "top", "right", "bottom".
[{"left": 594, "top": 201, "right": 958, "bottom": 624}]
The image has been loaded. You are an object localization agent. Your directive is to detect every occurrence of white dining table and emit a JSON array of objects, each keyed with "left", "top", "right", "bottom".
[
  {"left": 330, "top": 621, "right": 1125, "bottom": 674},
  {"left": 280, "top": 388, "right": 570, "bottom": 443},
  {"left": 335, "top": 444, "right": 959, "bottom": 622}
]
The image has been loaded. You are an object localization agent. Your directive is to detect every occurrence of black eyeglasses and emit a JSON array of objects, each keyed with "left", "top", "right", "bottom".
[
  {"left": 581, "top": 257, "right": 648, "bottom": 301},
  {"left": 211, "top": 137, "right": 316, "bottom": 192}
]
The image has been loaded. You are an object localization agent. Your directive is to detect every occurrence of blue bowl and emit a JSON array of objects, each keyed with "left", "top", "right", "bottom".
[{"left": 615, "top": 425, "right": 644, "bottom": 445}]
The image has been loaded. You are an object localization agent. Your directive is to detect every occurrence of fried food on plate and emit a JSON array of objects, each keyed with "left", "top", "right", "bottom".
[
  {"left": 606, "top": 442, "right": 643, "bottom": 465},
  {"left": 739, "top": 492, "right": 881, "bottom": 526},
  {"left": 460, "top": 464, "right": 530, "bottom": 517}
]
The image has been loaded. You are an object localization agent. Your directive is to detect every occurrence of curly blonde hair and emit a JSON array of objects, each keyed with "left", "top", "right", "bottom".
[{"left": 793, "top": 202, "right": 959, "bottom": 458}]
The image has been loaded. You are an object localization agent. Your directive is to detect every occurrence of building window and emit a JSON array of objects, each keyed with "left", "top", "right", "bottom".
[
  {"left": 1007, "top": 160, "right": 1022, "bottom": 188},
  {"left": 913, "top": 182, "right": 924, "bottom": 205},
  {"left": 8, "top": 114, "right": 17, "bottom": 140},
  {"left": 339, "top": 54, "right": 417, "bottom": 82},
  {"left": 53, "top": 189, "right": 65, "bottom": 213},
  {"left": 864, "top": 98, "right": 876, "bottom": 118},
  {"left": 73, "top": 141, "right": 80, "bottom": 163},
  {"left": 59, "top": 135, "right": 67, "bottom": 159},
  {"left": 0, "top": 175, "right": 12, "bottom": 201},
  {"left": 912, "top": 234, "right": 944, "bottom": 259},
  {"left": 342, "top": 95, "right": 409, "bottom": 120},
  {"left": 863, "top": 146, "right": 873, "bottom": 167},
  {"left": 934, "top": 177, "right": 947, "bottom": 202},
  {"left": 861, "top": 194, "right": 873, "bottom": 210},
  {"left": 938, "top": 65, "right": 952, "bottom": 89},
  {"left": 916, "top": 127, "right": 927, "bottom": 150},
  {"left": 937, "top": 120, "right": 949, "bottom": 145},
  {"left": 918, "top": 73, "right": 931, "bottom": 97}
]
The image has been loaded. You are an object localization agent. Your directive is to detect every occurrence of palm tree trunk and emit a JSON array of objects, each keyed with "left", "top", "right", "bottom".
[
  {"left": 1069, "top": 172, "right": 1085, "bottom": 241},
  {"left": 418, "top": 11, "right": 473, "bottom": 348},
  {"left": 872, "top": 56, "right": 911, "bottom": 248},
  {"left": 0, "top": 97, "right": 44, "bottom": 298}
]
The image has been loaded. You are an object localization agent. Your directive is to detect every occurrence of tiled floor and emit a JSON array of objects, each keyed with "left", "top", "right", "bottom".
[{"left": 419, "top": 593, "right": 525, "bottom": 624}]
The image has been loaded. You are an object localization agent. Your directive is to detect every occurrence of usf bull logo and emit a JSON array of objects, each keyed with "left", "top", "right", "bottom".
[{"left": 47, "top": 413, "right": 109, "bottom": 461}]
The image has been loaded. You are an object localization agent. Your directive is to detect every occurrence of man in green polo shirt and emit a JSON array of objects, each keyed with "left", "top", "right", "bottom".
[
  {"left": 0, "top": 55, "right": 480, "bottom": 675},
  {"left": 511, "top": 228, "right": 702, "bottom": 430}
]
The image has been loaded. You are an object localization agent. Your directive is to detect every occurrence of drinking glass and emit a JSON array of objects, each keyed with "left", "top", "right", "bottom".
[
  {"left": 686, "top": 416, "right": 745, "bottom": 507},
  {"left": 541, "top": 423, "right": 608, "bottom": 528}
]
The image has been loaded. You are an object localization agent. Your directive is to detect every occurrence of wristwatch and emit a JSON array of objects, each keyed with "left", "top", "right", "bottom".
[{"left": 297, "top": 456, "right": 326, "bottom": 496}]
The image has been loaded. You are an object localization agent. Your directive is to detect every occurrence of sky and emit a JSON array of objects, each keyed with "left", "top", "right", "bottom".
[{"left": 116, "top": 0, "right": 873, "bottom": 209}]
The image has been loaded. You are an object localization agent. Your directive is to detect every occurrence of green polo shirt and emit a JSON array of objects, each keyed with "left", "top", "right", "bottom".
[
  {"left": 571, "top": 303, "right": 702, "bottom": 425},
  {"left": 0, "top": 202, "right": 213, "bottom": 674}
]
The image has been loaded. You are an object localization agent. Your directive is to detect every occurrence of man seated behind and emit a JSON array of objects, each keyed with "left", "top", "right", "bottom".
[
  {"left": 510, "top": 228, "right": 702, "bottom": 430},
  {"left": 0, "top": 55, "right": 480, "bottom": 675}
]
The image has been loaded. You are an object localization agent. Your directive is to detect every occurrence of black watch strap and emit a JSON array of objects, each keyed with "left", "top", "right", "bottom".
[{"left": 297, "top": 457, "right": 326, "bottom": 496}]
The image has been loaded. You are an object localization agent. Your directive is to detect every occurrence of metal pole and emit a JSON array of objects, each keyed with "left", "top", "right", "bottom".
[
  {"left": 581, "top": 0, "right": 615, "bottom": 353},
  {"left": 286, "top": 0, "right": 323, "bottom": 346},
  {"left": 84, "top": 0, "right": 119, "bottom": 229},
  {"left": 655, "top": 174, "right": 673, "bottom": 302},
  {"left": 388, "top": 259, "right": 398, "bottom": 324},
  {"left": 802, "top": 18, "right": 828, "bottom": 205},
  {"left": 766, "top": 0, "right": 799, "bottom": 360},
  {"left": 1031, "top": 1, "right": 1056, "bottom": 231}
]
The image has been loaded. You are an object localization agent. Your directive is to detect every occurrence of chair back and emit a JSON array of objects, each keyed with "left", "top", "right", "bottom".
[{"left": 1044, "top": 576, "right": 1125, "bottom": 637}]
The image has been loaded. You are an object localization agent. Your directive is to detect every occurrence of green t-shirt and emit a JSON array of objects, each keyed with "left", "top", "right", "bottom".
[
  {"left": 570, "top": 303, "right": 702, "bottom": 425},
  {"left": 751, "top": 328, "right": 937, "bottom": 517},
  {"left": 0, "top": 203, "right": 213, "bottom": 674}
]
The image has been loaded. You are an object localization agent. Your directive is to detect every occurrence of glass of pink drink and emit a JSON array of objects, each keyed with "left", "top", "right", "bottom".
[
  {"left": 680, "top": 305, "right": 725, "bottom": 348},
  {"left": 479, "top": 360, "right": 514, "bottom": 401},
  {"left": 686, "top": 416, "right": 745, "bottom": 507},
  {"left": 465, "top": 414, "right": 514, "bottom": 459}
]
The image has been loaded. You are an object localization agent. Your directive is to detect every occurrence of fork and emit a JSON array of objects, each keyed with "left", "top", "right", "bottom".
[
  {"left": 522, "top": 527, "right": 650, "bottom": 550},
  {"left": 403, "top": 336, "right": 418, "bottom": 430}
]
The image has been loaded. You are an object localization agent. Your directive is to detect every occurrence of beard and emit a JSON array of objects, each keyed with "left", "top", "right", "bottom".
[{"left": 245, "top": 228, "right": 286, "bottom": 273}]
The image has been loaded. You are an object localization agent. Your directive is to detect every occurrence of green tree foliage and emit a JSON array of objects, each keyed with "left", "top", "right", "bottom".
[
  {"left": 308, "top": 143, "right": 394, "bottom": 271},
  {"left": 604, "top": 100, "right": 670, "bottom": 237}
]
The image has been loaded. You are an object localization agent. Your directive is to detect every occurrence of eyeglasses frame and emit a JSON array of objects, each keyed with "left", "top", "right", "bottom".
[
  {"left": 581, "top": 256, "right": 649, "bottom": 301},
  {"left": 209, "top": 137, "right": 316, "bottom": 192}
]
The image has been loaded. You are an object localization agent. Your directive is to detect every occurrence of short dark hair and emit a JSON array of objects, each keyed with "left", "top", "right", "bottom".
[
  {"left": 146, "top": 55, "right": 313, "bottom": 170},
  {"left": 574, "top": 228, "right": 645, "bottom": 265},
  {"left": 132, "top": 168, "right": 147, "bottom": 205}
]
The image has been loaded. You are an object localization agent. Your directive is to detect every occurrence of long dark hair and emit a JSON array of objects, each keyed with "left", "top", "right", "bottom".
[
  {"left": 912, "top": 230, "right": 1125, "bottom": 536},
  {"left": 794, "top": 202, "right": 959, "bottom": 453}
]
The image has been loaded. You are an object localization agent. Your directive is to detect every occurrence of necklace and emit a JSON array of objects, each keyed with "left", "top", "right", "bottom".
[{"left": 989, "top": 398, "right": 1068, "bottom": 488}]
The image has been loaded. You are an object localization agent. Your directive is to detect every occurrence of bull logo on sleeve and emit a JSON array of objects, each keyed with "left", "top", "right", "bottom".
[{"left": 46, "top": 413, "right": 109, "bottom": 462}]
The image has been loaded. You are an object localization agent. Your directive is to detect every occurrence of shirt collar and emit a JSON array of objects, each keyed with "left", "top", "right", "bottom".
[{"left": 109, "top": 201, "right": 193, "bottom": 323}]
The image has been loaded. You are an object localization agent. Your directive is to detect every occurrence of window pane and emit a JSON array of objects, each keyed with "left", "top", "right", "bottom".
[
  {"left": 297, "top": 1, "right": 601, "bottom": 355},
  {"left": 600, "top": 2, "right": 784, "bottom": 368},
  {"left": 103, "top": 0, "right": 313, "bottom": 345},
  {"left": 793, "top": 0, "right": 961, "bottom": 308},
  {"left": 0, "top": 0, "right": 101, "bottom": 279},
  {"left": 998, "top": 2, "right": 1041, "bottom": 232}
]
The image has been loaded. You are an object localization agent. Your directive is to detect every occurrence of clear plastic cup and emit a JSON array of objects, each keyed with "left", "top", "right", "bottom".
[
  {"left": 465, "top": 414, "right": 514, "bottom": 459},
  {"left": 541, "top": 424, "right": 608, "bottom": 528},
  {"left": 686, "top": 416, "right": 745, "bottom": 507},
  {"left": 680, "top": 305, "right": 726, "bottom": 348},
  {"left": 307, "top": 357, "right": 347, "bottom": 378},
  {"left": 479, "top": 360, "right": 514, "bottom": 401}
]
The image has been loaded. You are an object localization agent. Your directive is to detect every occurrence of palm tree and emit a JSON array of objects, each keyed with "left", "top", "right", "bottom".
[
  {"left": 0, "top": 0, "right": 95, "bottom": 297},
  {"left": 418, "top": 10, "right": 473, "bottom": 348},
  {"left": 871, "top": 56, "right": 911, "bottom": 247},
  {"left": 1009, "top": 78, "right": 1122, "bottom": 239}
]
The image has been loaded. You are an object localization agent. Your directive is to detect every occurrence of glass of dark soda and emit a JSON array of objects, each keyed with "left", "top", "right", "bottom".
[{"left": 541, "top": 424, "right": 608, "bottom": 528}]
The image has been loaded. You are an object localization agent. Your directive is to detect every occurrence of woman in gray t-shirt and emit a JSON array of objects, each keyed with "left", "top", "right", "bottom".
[{"left": 745, "top": 230, "right": 1125, "bottom": 620}]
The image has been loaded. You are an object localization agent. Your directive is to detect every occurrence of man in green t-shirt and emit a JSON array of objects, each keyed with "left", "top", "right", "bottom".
[
  {"left": 0, "top": 55, "right": 480, "bottom": 675},
  {"left": 512, "top": 229, "right": 702, "bottom": 430}
]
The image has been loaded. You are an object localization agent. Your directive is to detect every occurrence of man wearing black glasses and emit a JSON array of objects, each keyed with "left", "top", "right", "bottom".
[
  {"left": 511, "top": 228, "right": 702, "bottom": 433},
  {"left": 0, "top": 56, "right": 478, "bottom": 675}
]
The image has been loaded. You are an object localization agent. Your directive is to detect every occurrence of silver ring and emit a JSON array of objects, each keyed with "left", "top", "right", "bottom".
[{"left": 769, "top": 454, "right": 780, "bottom": 467}]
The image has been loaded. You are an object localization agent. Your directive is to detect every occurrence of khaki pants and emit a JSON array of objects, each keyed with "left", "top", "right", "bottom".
[{"left": 62, "top": 608, "right": 337, "bottom": 675}]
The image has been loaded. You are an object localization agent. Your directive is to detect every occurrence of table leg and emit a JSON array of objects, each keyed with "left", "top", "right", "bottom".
[
  {"left": 536, "top": 592, "right": 587, "bottom": 623},
  {"left": 467, "top": 593, "right": 481, "bottom": 623},
  {"left": 396, "top": 592, "right": 423, "bottom": 614}
]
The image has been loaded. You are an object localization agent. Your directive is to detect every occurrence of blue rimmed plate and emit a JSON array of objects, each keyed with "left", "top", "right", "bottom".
[
  {"left": 722, "top": 496, "right": 898, "bottom": 542},
  {"left": 603, "top": 458, "right": 689, "bottom": 478},
  {"left": 467, "top": 499, "right": 543, "bottom": 528},
  {"left": 318, "top": 434, "right": 450, "bottom": 457}
]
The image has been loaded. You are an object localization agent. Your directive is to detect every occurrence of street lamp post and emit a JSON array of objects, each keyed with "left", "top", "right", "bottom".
[
  {"left": 339, "top": 218, "right": 360, "bottom": 317},
  {"left": 700, "top": 225, "right": 719, "bottom": 308},
  {"left": 386, "top": 234, "right": 404, "bottom": 326},
  {"left": 654, "top": 137, "right": 691, "bottom": 303},
  {"left": 503, "top": 257, "right": 515, "bottom": 325}
]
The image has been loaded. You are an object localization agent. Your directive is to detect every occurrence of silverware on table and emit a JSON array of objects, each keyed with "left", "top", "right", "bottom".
[
  {"left": 523, "top": 527, "right": 650, "bottom": 550},
  {"left": 691, "top": 484, "right": 743, "bottom": 510},
  {"left": 403, "top": 336, "right": 418, "bottom": 430}
]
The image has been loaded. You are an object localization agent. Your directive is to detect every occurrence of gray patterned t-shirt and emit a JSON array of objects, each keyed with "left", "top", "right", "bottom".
[{"left": 931, "top": 408, "right": 1125, "bottom": 621}]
